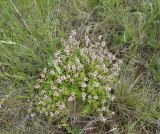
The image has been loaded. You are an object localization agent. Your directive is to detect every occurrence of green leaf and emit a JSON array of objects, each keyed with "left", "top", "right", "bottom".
[
  {"left": 48, "top": 56, "right": 62, "bottom": 74},
  {"left": 53, "top": 60, "right": 61, "bottom": 74}
]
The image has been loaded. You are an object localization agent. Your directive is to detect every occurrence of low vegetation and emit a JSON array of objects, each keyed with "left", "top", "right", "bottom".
[{"left": 0, "top": 0, "right": 160, "bottom": 133}]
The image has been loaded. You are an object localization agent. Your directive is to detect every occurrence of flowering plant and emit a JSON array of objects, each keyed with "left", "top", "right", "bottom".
[{"left": 34, "top": 30, "right": 122, "bottom": 119}]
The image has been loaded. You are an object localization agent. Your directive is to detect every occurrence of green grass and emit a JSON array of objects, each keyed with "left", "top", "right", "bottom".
[{"left": 0, "top": 0, "right": 160, "bottom": 133}]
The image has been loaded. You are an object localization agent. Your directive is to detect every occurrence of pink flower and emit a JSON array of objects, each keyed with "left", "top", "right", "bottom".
[
  {"left": 58, "top": 104, "right": 65, "bottom": 110},
  {"left": 82, "top": 92, "right": 86, "bottom": 97},
  {"left": 82, "top": 92, "right": 86, "bottom": 101},
  {"left": 67, "top": 64, "right": 71, "bottom": 70},
  {"left": 93, "top": 71, "right": 98, "bottom": 77},
  {"left": 40, "top": 73, "right": 45, "bottom": 78},
  {"left": 118, "top": 59, "right": 123, "bottom": 64},
  {"left": 72, "top": 65, "right": 76, "bottom": 71},
  {"left": 85, "top": 36, "right": 90, "bottom": 46},
  {"left": 34, "top": 84, "right": 40, "bottom": 89},
  {"left": 61, "top": 75, "right": 66, "bottom": 81},
  {"left": 94, "top": 82, "right": 100, "bottom": 87},
  {"left": 68, "top": 96, "right": 74, "bottom": 101},
  {"left": 98, "top": 35, "right": 103, "bottom": 41},
  {"left": 107, "top": 52, "right": 112, "bottom": 60},
  {"left": 54, "top": 91, "right": 59, "bottom": 96},
  {"left": 57, "top": 78, "right": 61, "bottom": 83},
  {"left": 71, "top": 30, "right": 77, "bottom": 36},
  {"left": 81, "top": 82, "right": 87, "bottom": 88},
  {"left": 94, "top": 95, "right": 98, "bottom": 100},
  {"left": 42, "top": 68, "right": 47, "bottom": 73},
  {"left": 58, "top": 89, "right": 63, "bottom": 92},
  {"left": 84, "top": 77, "right": 88, "bottom": 81},
  {"left": 50, "top": 70, "right": 55, "bottom": 75},
  {"left": 75, "top": 58, "right": 80, "bottom": 63},
  {"left": 101, "top": 41, "right": 105, "bottom": 47},
  {"left": 105, "top": 87, "right": 111, "bottom": 92},
  {"left": 51, "top": 85, "right": 55, "bottom": 90}
]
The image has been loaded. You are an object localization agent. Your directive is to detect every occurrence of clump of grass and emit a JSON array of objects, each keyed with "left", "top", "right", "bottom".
[{"left": 113, "top": 62, "right": 160, "bottom": 133}]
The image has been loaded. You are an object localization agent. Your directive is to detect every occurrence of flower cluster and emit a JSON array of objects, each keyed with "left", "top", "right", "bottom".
[{"left": 34, "top": 30, "right": 122, "bottom": 119}]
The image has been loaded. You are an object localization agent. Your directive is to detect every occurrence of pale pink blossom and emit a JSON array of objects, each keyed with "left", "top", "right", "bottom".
[
  {"left": 57, "top": 78, "right": 61, "bottom": 83},
  {"left": 40, "top": 73, "right": 45, "bottom": 78},
  {"left": 34, "top": 84, "right": 40, "bottom": 89},
  {"left": 81, "top": 82, "right": 87, "bottom": 88},
  {"left": 54, "top": 91, "right": 59, "bottom": 96},
  {"left": 50, "top": 70, "right": 55, "bottom": 75},
  {"left": 94, "top": 95, "right": 98, "bottom": 100},
  {"left": 98, "top": 35, "right": 103, "bottom": 41},
  {"left": 43, "top": 68, "right": 47, "bottom": 73},
  {"left": 68, "top": 96, "right": 74, "bottom": 101}
]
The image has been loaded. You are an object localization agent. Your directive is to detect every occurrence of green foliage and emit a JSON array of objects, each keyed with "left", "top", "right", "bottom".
[
  {"left": 87, "top": 0, "right": 100, "bottom": 9},
  {"left": 65, "top": 126, "right": 82, "bottom": 134},
  {"left": 34, "top": 32, "right": 122, "bottom": 118}
]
